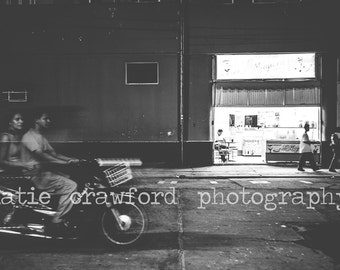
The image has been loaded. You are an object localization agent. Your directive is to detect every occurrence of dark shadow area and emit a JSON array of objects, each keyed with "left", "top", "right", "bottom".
[
  {"left": 0, "top": 232, "right": 179, "bottom": 254},
  {"left": 0, "top": 231, "right": 264, "bottom": 253},
  {"left": 293, "top": 222, "right": 340, "bottom": 264}
]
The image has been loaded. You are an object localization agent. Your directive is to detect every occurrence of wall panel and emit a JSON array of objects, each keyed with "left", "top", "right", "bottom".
[
  {"left": 0, "top": 54, "right": 178, "bottom": 142},
  {"left": 187, "top": 55, "right": 212, "bottom": 141}
]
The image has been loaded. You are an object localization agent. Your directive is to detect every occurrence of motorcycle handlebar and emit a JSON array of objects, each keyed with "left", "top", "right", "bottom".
[
  {"left": 67, "top": 158, "right": 143, "bottom": 168},
  {"left": 95, "top": 158, "right": 142, "bottom": 167}
]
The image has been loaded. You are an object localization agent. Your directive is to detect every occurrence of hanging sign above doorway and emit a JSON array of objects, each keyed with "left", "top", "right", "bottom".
[{"left": 216, "top": 53, "right": 315, "bottom": 80}]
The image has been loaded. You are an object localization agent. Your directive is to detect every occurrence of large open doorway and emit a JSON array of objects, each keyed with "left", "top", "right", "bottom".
[
  {"left": 213, "top": 106, "right": 320, "bottom": 164},
  {"left": 212, "top": 53, "right": 321, "bottom": 165}
]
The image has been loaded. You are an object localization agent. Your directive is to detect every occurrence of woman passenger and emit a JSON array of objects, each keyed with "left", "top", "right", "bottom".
[{"left": 0, "top": 112, "right": 33, "bottom": 175}]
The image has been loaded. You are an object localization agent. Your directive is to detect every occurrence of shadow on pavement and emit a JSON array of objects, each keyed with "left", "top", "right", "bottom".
[
  {"left": 0, "top": 232, "right": 179, "bottom": 253},
  {"left": 293, "top": 222, "right": 340, "bottom": 264}
]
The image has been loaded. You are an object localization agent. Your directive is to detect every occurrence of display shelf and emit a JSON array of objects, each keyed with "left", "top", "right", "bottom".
[
  {"left": 266, "top": 140, "right": 320, "bottom": 164},
  {"left": 266, "top": 153, "right": 320, "bottom": 164},
  {"left": 263, "top": 127, "right": 317, "bottom": 129}
]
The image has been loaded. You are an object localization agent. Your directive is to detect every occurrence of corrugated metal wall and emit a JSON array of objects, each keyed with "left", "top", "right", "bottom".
[{"left": 213, "top": 87, "right": 320, "bottom": 107}]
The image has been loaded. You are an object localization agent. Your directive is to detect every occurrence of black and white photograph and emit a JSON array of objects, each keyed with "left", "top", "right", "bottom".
[{"left": 0, "top": 0, "right": 340, "bottom": 269}]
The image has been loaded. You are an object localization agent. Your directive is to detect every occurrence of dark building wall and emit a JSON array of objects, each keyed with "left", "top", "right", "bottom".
[
  {"left": 188, "top": 3, "right": 326, "bottom": 54},
  {"left": 0, "top": 1, "right": 339, "bottom": 166},
  {"left": 0, "top": 3, "right": 181, "bottom": 163},
  {"left": 187, "top": 54, "right": 212, "bottom": 141},
  {"left": 0, "top": 54, "right": 178, "bottom": 142},
  {"left": 0, "top": 4, "right": 179, "bottom": 54}
]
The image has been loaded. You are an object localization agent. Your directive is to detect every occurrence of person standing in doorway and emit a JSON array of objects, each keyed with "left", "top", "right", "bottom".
[
  {"left": 328, "top": 133, "right": 340, "bottom": 172},
  {"left": 297, "top": 122, "right": 318, "bottom": 172}
]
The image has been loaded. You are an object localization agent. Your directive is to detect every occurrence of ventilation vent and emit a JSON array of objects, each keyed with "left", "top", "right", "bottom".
[
  {"left": 121, "top": 0, "right": 160, "bottom": 3},
  {"left": 1, "top": 90, "right": 28, "bottom": 102},
  {"left": 217, "top": 0, "right": 234, "bottom": 4},
  {"left": 188, "top": 0, "right": 234, "bottom": 4},
  {"left": 252, "top": 0, "right": 302, "bottom": 4}
]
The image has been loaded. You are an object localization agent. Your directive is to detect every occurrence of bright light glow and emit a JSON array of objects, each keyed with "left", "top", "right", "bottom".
[
  {"left": 214, "top": 106, "right": 320, "bottom": 141},
  {"left": 216, "top": 53, "right": 316, "bottom": 80}
]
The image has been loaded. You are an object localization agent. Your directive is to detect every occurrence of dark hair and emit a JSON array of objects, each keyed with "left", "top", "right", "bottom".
[
  {"left": 0, "top": 111, "right": 23, "bottom": 132},
  {"left": 28, "top": 109, "right": 51, "bottom": 126},
  {"left": 218, "top": 129, "right": 223, "bottom": 133},
  {"left": 32, "top": 111, "right": 46, "bottom": 121}
]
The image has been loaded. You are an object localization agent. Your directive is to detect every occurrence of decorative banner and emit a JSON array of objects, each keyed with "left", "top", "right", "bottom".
[
  {"left": 266, "top": 142, "right": 320, "bottom": 154},
  {"left": 216, "top": 53, "right": 315, "bottom": 80}
]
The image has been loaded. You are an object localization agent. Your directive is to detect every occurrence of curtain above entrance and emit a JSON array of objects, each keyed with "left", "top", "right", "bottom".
[{"left": 213, "top": 87, "right": 320, "bottom": 107}]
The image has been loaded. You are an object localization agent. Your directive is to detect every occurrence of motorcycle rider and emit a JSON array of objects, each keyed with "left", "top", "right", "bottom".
[{"left": 21, "top": 111, "right": 79, "bottom": 234}]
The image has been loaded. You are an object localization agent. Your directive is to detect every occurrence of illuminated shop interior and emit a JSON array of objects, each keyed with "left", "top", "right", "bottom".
[{"left": 213, "top": 106, "right": 320, "bottom": 164}]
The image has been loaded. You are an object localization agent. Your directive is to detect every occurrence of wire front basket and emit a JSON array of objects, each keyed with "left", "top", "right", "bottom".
[{"left": 103, "top": 163, "right": 133, "bottom": 188}]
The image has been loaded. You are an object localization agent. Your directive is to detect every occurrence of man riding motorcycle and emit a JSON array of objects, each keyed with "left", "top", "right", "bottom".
[{"left": 21, "top": 111, "right": 80, "bottom": 234}]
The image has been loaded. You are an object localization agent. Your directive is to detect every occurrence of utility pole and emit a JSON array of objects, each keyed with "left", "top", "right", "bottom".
[{"left": 178, "top": 0, "right": 186, "bottom": 166}]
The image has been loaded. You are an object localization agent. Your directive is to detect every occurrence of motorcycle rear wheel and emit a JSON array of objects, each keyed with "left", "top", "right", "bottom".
[{"left": 99, "top": 202, "right": 148, "bottom": 246}]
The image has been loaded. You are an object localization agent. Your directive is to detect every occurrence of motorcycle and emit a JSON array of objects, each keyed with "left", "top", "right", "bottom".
[{"left": 0, "top": 159, "right": 148, "bottom": 247}]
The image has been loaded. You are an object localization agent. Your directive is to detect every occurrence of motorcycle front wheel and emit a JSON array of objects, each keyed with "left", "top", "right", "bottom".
[{"left": 99, "top": 202, "right": 148, "bottom": 246}]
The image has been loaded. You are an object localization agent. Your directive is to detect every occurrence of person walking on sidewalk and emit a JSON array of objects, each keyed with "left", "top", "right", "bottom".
[
  {"left": 298, "top": 122, "right": 318, "bottom": 172},
  {"left": 328, "top": 133, "right": 340, "bottom": 172}
]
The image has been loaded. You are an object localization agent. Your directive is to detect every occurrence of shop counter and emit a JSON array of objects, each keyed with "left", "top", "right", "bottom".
[
  {"left": 242, "top": 139, "right": 262, "bottom": 156},
  {"left": 266, "top": 140, "right": 320, "bottom": 163}
]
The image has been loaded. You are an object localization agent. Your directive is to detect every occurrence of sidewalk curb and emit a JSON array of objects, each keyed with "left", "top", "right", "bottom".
[
  {"left": 181, "top": 175, "right": 340, "bottom": 179},
  {"left": 134, "top": 174, "right": 340, "bottom": 179}
]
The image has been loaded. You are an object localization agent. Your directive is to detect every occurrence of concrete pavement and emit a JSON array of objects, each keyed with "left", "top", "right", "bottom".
[
  {"left": 132, "top": 164, "right": 340, "bottom": 179},
  {"left": 1, "top": 164, "right": 340, "bottom": 270}
]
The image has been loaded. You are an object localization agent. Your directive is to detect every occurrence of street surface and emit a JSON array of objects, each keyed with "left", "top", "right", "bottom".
[{"left": 1, "top": 166, "right": 340, "bottom": 270}]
